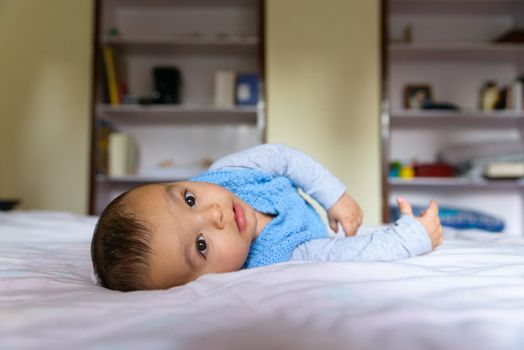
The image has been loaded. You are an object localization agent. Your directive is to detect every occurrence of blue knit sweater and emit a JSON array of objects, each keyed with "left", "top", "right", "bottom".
[{"left": 192, "top": 168, "right": 328, "bottom": 268}]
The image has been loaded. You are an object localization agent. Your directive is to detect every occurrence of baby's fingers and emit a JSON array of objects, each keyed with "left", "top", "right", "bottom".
[
  {"left": 341, "top": 220, "right": 360, "bottom": 237},
  {"left": 422, "top": 200, "right": 439, "bottom": 218},
  {"left": 329, "top": 218, "right": 339, "bottom": 233},
  {"left": 397, "top": 197, "right": 413, "bottom": 216}
]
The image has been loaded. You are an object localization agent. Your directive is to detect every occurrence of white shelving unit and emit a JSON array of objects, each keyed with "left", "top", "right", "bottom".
[
  {"left": 384, "top": 0, "right": 524, "bottom": 234},
  {"left": 89, "top": 0, "right": 265, "bottom": 214}
]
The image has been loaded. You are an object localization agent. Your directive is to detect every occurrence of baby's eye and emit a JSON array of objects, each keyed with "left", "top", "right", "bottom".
[
  {"left": 184, "top": 190, "right": 196, "bottom": 208},
  {"left": 196, "top": 234, "right": 207, "bottom": 257}
]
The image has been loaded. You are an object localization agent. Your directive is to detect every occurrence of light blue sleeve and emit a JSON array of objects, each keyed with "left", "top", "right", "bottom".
[
  {"left": 210, "top": 144, "right": 346, "bottom": 209},
  {"left": 290, "top": 215, "right": 433, "bottom": 262}
]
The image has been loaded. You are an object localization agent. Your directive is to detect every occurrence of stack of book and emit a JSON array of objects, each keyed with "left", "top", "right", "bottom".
[
  {"left": 484, "top": 162, "right": 524, "bottom": 179},
  {"left": 213, "top": 70, "right": 259, "bottom": 107},
  {"left": 101, "top": 46, "right": 126, "bottom": 106},
  {"left": 108, "top": 132, "right": 138, "bottom": 177}
]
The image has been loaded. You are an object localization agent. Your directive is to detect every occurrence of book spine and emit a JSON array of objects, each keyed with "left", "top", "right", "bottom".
[
  {"left": 213, "top": 70, "right": 236, "bottom": 108},
  {"left": 95, "top": 120, "right": 113, "bottom": 175},
  {"left": 108, "top": 133, "right": 129, "bottom": 177},
  {"left": 236, "top": 74, "right": 259, "bottom": 106},
  {"left": 513, "top": 81, "right": 523, "bottom": 112},
  {"left": 102, "top": 46, "right": 120, "bottom": 106}
]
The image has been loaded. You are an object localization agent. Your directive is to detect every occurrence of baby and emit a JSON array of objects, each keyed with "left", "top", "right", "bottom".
[{"left": 91, "top": 144, "right": 443, "bottom": 292}]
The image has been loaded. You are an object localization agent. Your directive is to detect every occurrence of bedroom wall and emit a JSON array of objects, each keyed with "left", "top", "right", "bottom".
[
  {"left": 0, "top": 0, "right": 93, "bottom": 214},
  {"left": 266, "top": 0, "right": 382, "bottom": 224}
]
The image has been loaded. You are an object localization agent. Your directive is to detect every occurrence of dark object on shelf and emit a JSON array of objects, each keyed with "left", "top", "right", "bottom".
[
  {"left": 414, "top": 163, "right": 455, "bottom": 177},
  {"left": 152, "top": 67, "right": 181, "bottom": 104},
  {"left": 404, "top": 84, "right": 433, "bottom": 109},
  {"left": 138, "top": 96, "right": 154, "bottom": 105},
  {"left": 493, "top": 29, "right": 524, "bottom": 43},
  {"left": 0, "top": 199, "right": 20, "bottom": 211},
  {"left": 422, "top": 100, "right": 459, "bottom": 110},
  {"left": 495, "top": 86, "right": 508, "bottom": 110}
]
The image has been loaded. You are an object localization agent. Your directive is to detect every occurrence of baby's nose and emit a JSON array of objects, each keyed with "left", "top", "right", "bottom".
[{"left": 207, "top": 203, "right": 224, "bottom": 230}]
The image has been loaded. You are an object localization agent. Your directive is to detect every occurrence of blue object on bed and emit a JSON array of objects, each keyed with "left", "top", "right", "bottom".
[{"left": 390, "top": 205, "right": 505, "bottom": 233}]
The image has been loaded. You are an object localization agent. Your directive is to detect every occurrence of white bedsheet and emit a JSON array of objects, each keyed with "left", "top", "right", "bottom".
[{"left": 2, "top": 211, "right": 524, "bottom": 350}]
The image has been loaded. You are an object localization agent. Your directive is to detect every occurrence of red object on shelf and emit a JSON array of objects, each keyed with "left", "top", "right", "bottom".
[{"left": 414, "top": 163, "right": 455, "bottom": 177}]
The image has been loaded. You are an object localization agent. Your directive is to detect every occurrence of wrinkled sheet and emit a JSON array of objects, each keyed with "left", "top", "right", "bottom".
[{"left": 1, "top": 211, "right": 524, "bottom": 350}]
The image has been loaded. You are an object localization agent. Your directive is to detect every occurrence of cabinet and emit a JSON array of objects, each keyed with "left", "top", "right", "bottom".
[
  {"left": 382, "top": 0, "right": 524, "bottom": 233},
  {"left": 89, "top": 0, "right": 265, "bottom": 215}
]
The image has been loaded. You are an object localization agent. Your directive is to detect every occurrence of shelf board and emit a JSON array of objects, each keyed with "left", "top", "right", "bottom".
[
  {"left": 96, "top": 104, "right": 259, "bottom": 125},
  {"left": 389, "top": 177, "right": 524, "bottom": 190},
  {"left": 390, "top": 0, "right": 524, "bottom": 14},
  {"left": 102, "top": 0, "right": 260, "bottom": 8},
  {"left": 389, "top": 43, "right": 524, "bottom": 60},
  {"left": 391, "top": 42, "right": 524, "bottom": 52},
  {"left": 389, "top": 109, "right": 524, "bottom": 128},
  {"left": 101, "top": 35, "right": 259, "bottom": 48},
  {"left": 97, "top": 171, "right": 204, "bottom": 184}
]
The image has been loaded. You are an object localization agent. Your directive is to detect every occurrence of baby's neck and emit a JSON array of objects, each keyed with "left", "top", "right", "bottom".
[{"left": 254, "top": 210, "right": 274, "bottom": 236}]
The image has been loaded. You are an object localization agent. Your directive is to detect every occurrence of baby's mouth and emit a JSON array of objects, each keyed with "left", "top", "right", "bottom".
[{"left": 233, "top": 203, "right": 246, "bottom": 234}]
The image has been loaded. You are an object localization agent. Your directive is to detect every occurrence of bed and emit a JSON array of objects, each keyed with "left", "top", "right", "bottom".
[{"left": 2, "top": 211, "right": 524, "bottom": 350}]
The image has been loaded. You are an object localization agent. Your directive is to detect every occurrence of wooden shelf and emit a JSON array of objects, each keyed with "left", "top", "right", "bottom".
[
  {"left": 102, "top": 35, "right": 259, "bottom": 46},
  {"left": 390, "top": 0, "right": 524, "bottom": 14},
  {"left": 101, "top": 35, "right": 259, "bottom": 53},
  {"left": 96, "top": 104, "right": 259, "bottom": 125},
  {"left": 389, "top": 109, "right": 524, "bottom": 128},
  {"left": 389, "top": 43, "right": 524, "bottom": 60},
  {"left": 104, "top": 0, "right": 259, "bottom": 8},
  {"left": 97, "top": 170, "right": 204, "bottom": 184},
  {"left": 389, "top": 177, "right": 524, "bottom": 190},
  {"left": 391, "top": 42, "right": 524, "bottom": 53}
]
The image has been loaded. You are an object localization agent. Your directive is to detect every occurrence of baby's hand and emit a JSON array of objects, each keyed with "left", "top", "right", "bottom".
[
  {"left": 397, "top": 197, "right": 443, "bottom": 249},
  {"left": 327, "top": 193, "right": 363, "bottom": 236}
]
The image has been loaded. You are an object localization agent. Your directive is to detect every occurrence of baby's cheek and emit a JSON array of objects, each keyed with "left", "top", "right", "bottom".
[{"left": 227, "top": 243, "right": 250, "bottom": 270}]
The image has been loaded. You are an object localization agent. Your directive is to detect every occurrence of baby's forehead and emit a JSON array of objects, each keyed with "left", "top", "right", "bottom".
[{"left": 123, "top": 184, "right": 171, "bottom": 214}]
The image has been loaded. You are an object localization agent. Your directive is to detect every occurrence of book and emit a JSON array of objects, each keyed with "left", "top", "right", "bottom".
[
  {"left": 99, "top": 52, "right": 109, "bottom": 104},
  {"left": 102, "top": 45, "right": 120, "bottom": 106},
  {"left": 95, "top": 120, "right": 114, "bottom": 175},
  {"left": 108, "top": 132, "right": 138, "bottom": 177},
  {"left": 484, "top": 161, "right": 524, "bottom": 179},
  {"left": 236, "top": 74, "right": 259, "bottom": 106},
  {"left": 213, "top": 70, "right": 236, "bottom": 108},
  {"left": 510, "top": 80, "right": 523, "bottom": 111}
]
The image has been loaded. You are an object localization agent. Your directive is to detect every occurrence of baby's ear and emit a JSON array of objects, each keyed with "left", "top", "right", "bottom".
[{"left": 397, "top": 197, "right": 413, "bottom": 216}]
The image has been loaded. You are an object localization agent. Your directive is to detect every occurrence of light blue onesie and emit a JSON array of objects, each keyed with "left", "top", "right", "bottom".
[{"left": 208, "top": 144, "right": 432, "bottom": 264}]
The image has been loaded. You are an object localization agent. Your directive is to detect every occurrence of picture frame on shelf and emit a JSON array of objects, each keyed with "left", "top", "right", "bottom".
[{"left": 404, "top": 84, "right": 433, "bottom": 109}]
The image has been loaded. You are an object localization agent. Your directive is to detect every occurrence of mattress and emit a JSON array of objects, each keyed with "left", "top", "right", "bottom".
[{"left": 2, "top": 211, "right": 524, "bottom": 350}]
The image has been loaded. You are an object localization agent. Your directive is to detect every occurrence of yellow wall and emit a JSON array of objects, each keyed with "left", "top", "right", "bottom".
[
  {"left": 0, "top": 0, "right": 93, "bottom": 214},
  {"left": 266, "top": 0, "right": 382, "bottom": 224}
]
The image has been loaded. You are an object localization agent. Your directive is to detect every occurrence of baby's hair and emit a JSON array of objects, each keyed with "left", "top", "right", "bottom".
[{"left": 91, "top": 190, "right": 152, "bottom": 292}]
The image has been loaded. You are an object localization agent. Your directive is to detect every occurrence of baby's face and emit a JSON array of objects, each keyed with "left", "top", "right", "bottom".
[{"left": 126, "top": 181, "right": 260, "bottom": 289}]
